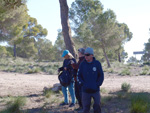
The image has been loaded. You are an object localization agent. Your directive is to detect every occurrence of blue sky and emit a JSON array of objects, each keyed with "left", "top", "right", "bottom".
[{"left": 27, "top": 0, "right": 150, "bottom": 59}]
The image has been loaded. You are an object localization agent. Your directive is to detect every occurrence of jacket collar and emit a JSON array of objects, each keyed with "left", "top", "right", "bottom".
[
  {"left": 79, "top": 56, "right": 85, "bottom": 60},
  {"left": 85, "top": 57, "right": 96, "bottom": 64}
]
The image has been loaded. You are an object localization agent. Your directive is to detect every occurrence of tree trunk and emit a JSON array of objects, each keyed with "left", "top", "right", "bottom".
[
  {"left": 13, "top": 44, "right": 17, "bottom": 58},
  {"left": 118, "top": 52, "right": 121, "bottom": 62},
  {"left": 116, "top": 46, "right": 122, "bottom": 62},
  {"left": 102, "top": 47, "right": 111, "bottom": 68},
  {"left": 59, "top": 0, "right": 77, "bottom": 58}
]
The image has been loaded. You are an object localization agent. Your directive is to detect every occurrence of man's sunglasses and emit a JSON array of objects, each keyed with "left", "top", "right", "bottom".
[{"left": 85, "top": 54, "right": 91, "bottom": 56}]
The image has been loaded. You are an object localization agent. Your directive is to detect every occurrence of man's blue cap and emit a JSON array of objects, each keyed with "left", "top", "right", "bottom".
[
  {"left": 62, "top": 50, "right": 70, "bottom": 57},
  {"left": 85, "top": 47, "right": 94, "bottom": 55}
]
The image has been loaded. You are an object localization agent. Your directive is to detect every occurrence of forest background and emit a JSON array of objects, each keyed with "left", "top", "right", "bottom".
[
  {"left": 0, "top": 1, "right": 150, "bottom": 113},
  {"left": 0, "top": 0, "right": 150, "bottom": 67}
]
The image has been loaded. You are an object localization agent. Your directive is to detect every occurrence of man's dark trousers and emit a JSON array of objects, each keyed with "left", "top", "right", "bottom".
[
  {"left": 75, "top": 82, "right": 82, "bottom": 107},
  {"left": 82, "top": 91, "right": 101, "bottom": 113}
]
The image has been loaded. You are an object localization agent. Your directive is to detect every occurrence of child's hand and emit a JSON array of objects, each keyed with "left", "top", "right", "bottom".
[
  {"left": 64, "top": 67, "right": 67, "bottom": 70},
  {"left": 70, "top": 60, "right": 75, "bottom": 64}
]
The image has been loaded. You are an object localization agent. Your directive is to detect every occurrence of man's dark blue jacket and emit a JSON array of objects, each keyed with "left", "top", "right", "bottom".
[{"left": 77, "top": 57, "right": 104, "bottom": 93}]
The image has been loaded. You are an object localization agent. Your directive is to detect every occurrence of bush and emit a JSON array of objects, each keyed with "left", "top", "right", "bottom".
[
  {"left": 27, "top": 67, "right": 41, "bottom": 74},
  {"left": 121, "top": 82, "right": 131, "bottom": 92},
  {"left": 107, "top": 68, "right": 114, "bottom": 73},
  {"left": 103, "top": 68, "right": 107, "bottom": 72},
  {"left": 2, "top": 96, "right": 26, "bottom": 113},
  {"left": 0, "top": 58, "right": 62, "bottom": 75},
  {"left": 127, "top": 63, "right": 134, "bottom": 66},
  {"left": 130, "top": 94, "right": 150, "bottom": 113},
  {"left": 100, "top": 88, "right": 107, "bottom": 94},
  {"left": 143, "top": 65, "right": 149, "bottom": 71},
  {"left": 148, "top": 72, "right": 150, "bottom": 75},
  {"left": 140, "top": 70, "right": 147, "bottom": 75},
  {"left": 143, "top": 62, "right": 150, "bottom": 65},
  {"left": 43, "top": 88, "right": 54, "bottom": 98},
  {"left": 120, "top": 68, "right": 131, "bottom": 76}
]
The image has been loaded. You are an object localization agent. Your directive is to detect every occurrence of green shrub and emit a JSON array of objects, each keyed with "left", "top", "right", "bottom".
[
  {"left": 59, "top": 90, "right": 63, "bottom": 96},
  {"left": 143, "top": 65, "right": 149, "bottom": 71},
  {"left": 140, "top": 66, "right": 149, "bottom": 75},
  {"left": 111, "top": 61, "right": 123, "bottom": 68},
  {"left": 53, "top": 64, "right": 59, "bottom": 68},
  {"left": 120, "top": 68, "right": 131, "bottom": 76},
  {"left": 0, "top": 58, "right": 61, "bottom": 75},
  {"left": 100, "top": 88, "right": 107, "bottom": 94},
  {"left": 147, "top": 72, "right": 150, "bottom": 75},
  {"left": 27, "top": 67, "right": 41, "bottom": 74},
  {"left": 48, "top": 69, "right": 55, "bottom": 75},
  {"left": 130, "top": 94, "right": 150, "bottom": 113},
  {"left": 102, "top": 62, "right": 107, "bottom": 67},
  {"left": 2, "top": 96, "right": 26, "bottom": 113},
  {"left": 107, "top": 68, "right": 114, "bottom": 73},
  {"left": 43, "top": 88, "right": 54, "bottom": 98},
  {"left": 121, "top": 82, "right": 131, "bottom": 92},
  {"left": 140, "top": 70, "right": 147, "bottom": 75},
  {"left": 103, "top": 68, "right": 107, "bottom": 72},
  {"left": 143, "top": 62, "right": 150, "bottom": 65},
  {"left": 127, "top": 63, "right": 134, "bottom": 66}
]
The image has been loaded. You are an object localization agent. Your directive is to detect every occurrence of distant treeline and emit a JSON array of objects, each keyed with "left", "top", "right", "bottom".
[{"left": 0, "top": 0, "right": 149, "bottom": 66}]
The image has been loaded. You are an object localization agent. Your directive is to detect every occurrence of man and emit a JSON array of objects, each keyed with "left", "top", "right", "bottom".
[
  {"left": 71, "top": 48, "right": 85, "bottom": 110},
  {"left": 77, "top": 47, "right": 104, "bottom": 113}
]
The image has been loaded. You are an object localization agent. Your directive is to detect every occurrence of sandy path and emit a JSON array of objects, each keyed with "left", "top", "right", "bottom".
[
  {"left": 0, "top": 72, "right": 150, "bottom": 112},
  {"left": 0, "top": 72, "right": 59, "bottom": 97},
  {"left": 0, "top": 72, "right": 150, "bottom": 97}
]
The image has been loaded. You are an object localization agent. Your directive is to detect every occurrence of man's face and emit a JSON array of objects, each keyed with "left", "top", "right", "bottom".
[
  {"left": 78, "top": 52, "right": 83, "bottom": 57},
  {"left": 84, "top": 53, "right": 93, "bottom": 62}
]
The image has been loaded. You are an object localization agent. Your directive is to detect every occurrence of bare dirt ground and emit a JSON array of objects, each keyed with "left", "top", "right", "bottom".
[
  {"left": 0, "top": 72, "right": 59, "bottom": 112},
  {"left": 0, "top": 72, "right": 150, "bottom": 113}
]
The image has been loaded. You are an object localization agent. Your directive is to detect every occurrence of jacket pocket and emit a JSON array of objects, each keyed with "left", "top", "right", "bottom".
[{"left": 83, "top": 83, "right": 98, "bottom": 93}]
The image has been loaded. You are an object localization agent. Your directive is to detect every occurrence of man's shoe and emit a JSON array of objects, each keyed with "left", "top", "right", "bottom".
[
  {"left": 75, "top": 107, "right": 83, "bottom": 112},
  {"left": 76, "top": 107, "right": 82, "bottom": 111},
  {"left": 59, "top": 102, "right": 68, "bottom": 106},
  {"left": 69, "top": 103, "right": 75, "bottom": 107}
]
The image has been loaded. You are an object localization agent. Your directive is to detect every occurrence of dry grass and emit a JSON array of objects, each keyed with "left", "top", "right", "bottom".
[
  {"left": 0, "top": 58, "right": 62, "bottom": 75},
  {"left": 0, "top": 59, "right": 150, "bottom": 112}
]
